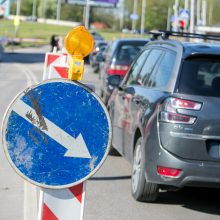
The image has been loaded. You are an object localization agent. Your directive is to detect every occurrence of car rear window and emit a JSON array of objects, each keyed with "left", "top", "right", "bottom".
[
  {"left": 116, "top": 42, "right": 147, "bottom": 63},
  {"left": 178, "top": 57, "right": 220, "bottom": 97}
]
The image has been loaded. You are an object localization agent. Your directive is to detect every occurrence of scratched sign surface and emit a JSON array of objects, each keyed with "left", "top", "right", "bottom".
[{"left": 2, "top": 79, "right": 111, "bottom": 189}]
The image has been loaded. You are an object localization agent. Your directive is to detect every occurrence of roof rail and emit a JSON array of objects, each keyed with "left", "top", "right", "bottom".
[{"left": 148, "top": 30, "right": 220, "bottom": 42}]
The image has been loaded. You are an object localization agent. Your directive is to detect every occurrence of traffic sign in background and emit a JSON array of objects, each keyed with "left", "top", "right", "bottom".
[{"left": 2, "top": 79, "right": 111, "bottom": 189}]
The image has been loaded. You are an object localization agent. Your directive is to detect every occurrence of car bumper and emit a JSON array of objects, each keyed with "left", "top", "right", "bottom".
[{"left": 145, "top": 142, "right": 220, "bottom": 188}]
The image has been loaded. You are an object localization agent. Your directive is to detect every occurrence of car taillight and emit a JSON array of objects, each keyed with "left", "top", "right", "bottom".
[
  {"left": 159, "top": 97, "right": 202, "bottom": 124},
  {"left": 107, "top": 64, "right": 129, "bottom": 76},
  {"left": 157, "top": 166, "right": 182, "bottom": 177}
]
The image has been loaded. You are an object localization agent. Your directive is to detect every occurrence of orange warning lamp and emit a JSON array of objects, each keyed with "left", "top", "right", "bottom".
[{"left": 64, "top": 26, "right": 94, "bottom": 81}]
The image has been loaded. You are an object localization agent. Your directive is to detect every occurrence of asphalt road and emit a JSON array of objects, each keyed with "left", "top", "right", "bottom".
[{"left": 0, "top": 46, "right": 220, "bottom": 220}]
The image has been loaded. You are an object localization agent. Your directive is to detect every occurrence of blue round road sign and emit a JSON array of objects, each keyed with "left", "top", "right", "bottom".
[{"left": 2, "top": 79, "right": 112, "bottom": 189}]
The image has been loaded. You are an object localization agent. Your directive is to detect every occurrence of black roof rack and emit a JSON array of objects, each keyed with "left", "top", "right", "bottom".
[{"left": 148, "top": 30, "right": 220, "bottom": 42}]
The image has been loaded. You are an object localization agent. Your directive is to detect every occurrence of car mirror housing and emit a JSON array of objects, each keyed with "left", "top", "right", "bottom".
[{"left": 107, "top": 75, "right": 121, "bottom": 87}]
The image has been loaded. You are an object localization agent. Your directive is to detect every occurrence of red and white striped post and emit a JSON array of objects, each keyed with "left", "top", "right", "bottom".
[
  {"left": 39, "top": 50, "right": 87, "bottom": 220},
  {"left": 38, "top": 183, "right": 86, "bottom": 220}
]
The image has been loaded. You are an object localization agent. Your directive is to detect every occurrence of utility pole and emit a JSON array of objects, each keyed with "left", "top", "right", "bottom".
[
  {"left": 208, "top": 3, "right": 213, "bottom": 25},
  {"left": 43, "top": 0, "right": 47, "bottom": 20},
  {"left": 197, "top": 0, "right": 201, "bottom": 25},
  {"left": 32, "top": 0, "right": 37, "bottom": 20},
  {"left": 190, "top": 0, "right": 195, "bottom": 33},
  {"left": 16, "top": 0, "right": 21, "bottom": 16},
  {"left": 120, "top": 0, "right": 124, "bottom": 30},
  {"left": 202, "top": 0, "right": 206, "bottom": 26},
  {"left": 15, "top": 0, "right": 21, "bottom": 37},
  {"left": 185, "top": 0, "right": 189, "bottom": 10},
  {"left": 85, "top": 0, "right": 90, "bottom": 29},
  {"left": 132, "top": 0, "right": 138, "bottom": 32},
  {"left": 141, "top": 0, "right": 146, "bottom": 35},
  {"left": 166, "top": 6, "right": 171, "bottom": 31},
  {"left": 57, "top": 0, "right": 62, "bottom": 21}
]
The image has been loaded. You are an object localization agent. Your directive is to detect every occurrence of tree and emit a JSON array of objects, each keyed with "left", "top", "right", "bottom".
[
  {"left": 37, "top": 0, "right": 57, "bottom": 19},
  {"left": 20, "top": 0, "right": 33, "bottom": 16},
  {"left": 61, "top": 4, "right": 83, "bottom": 22},
  {"left": 123, "top": 0, "right": 173, "bottom": 31},
  {"left": 90, "top": 7, "right": 116, "bottom": 29}
]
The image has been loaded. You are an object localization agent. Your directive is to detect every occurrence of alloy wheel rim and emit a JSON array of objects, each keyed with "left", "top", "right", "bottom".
[{"left": 132, "top": 141, "right": 142, "bottom": 193}]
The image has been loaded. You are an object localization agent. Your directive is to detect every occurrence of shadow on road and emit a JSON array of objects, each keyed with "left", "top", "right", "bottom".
[
  {"left": 158, "top": 187, "right": 220, "bottom": 216},
  {"left": 90, "top": 175, "right": 131, "bottom": 181},
  {"left": 2, "top": 52, "right": 45, "bottom": 63}
]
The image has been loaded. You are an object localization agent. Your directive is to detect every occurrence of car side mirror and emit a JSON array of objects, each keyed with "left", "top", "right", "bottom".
[
  {"left": 96, "top": 54, "right": 104, "bottom": 62},
  {"left": 107, "top": 75, "right": 121, "bottom": 87}
]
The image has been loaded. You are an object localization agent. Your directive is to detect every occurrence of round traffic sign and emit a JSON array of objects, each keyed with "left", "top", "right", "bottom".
[
  {"left": 64, "top": 26, "right": 94, "bottom": 58},
  {"left": 2, "top": 79, "right": 112, "bottom": 189}
]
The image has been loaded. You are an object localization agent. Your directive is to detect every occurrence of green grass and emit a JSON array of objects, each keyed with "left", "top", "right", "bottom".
[
  {"left": 0, "top": 18, "right": 147, "bottom": 47},
  {"left": 0, "top": 19, "right": 72, "bottom": 40}
]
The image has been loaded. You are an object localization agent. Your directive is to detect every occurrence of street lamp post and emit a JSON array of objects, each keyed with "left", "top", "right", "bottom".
[
  {"left": 85, "top": 0, "right": 90, "bottom": 29},
  {"left": 173, "top": 0, "right": 179, "bottom": 31}
]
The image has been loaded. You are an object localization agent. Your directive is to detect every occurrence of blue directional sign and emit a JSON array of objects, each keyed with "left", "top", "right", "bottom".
[{"left": 2, "top": 79, "right": 112, "bottom": 189}]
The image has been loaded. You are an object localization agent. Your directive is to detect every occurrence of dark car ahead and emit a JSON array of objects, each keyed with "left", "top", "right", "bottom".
[
  {"left": 92, "top": 44, "right": 108, "bottom": 73},
  {"left": 89, "top": 41, "right": 108, "bottom": 67},
  {"left": 100, "top": 38, "right": 149, "bottom": 103},
  {"left": 108, "top": 36, "right": 220, "bottom": 202}
]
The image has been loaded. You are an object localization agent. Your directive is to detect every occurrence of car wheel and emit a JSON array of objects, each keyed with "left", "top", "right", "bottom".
[{"left": 131, "top": 137, "right": 159, "bottom": 202}]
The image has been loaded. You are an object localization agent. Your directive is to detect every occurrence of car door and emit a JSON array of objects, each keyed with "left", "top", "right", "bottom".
[
  {"left": 111, "top": 49, "right": 150, "bottom": 155},
  {"left": 121, "top": 48, "right": 164, "bottom": 161}
]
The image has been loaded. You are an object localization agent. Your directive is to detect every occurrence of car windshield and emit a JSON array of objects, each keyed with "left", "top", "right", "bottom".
[
  {"left": 178, "top": 57, "right": 220, "bottom": 97},
  {"left": 116, "top": 43, "right": 146, "bottom": 63}
]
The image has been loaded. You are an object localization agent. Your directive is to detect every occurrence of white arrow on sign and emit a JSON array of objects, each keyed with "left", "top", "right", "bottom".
[{"left": 12, "top": 99, "right": 91, "bottom": 159}]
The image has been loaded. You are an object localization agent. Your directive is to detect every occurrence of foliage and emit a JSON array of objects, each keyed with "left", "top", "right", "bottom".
[
  {"left": 207, "top": 0, "right": 220, "bottom": 25},
  {"left": 20, "top": 0, "right": 33, "bottom": 16},
  {"left": 10, "top": 2, "right": 16, "bottom": 15},
  {"left": 8, "top": 0, "right": 220, "bottom": 32},
  {"left": 91, "top": 7, "right": 116, "bottom": 29},
  {"left": 37, "top": 0, "right": 57, "bottom": 19},
  {"left": 60, "top": 4, "right": 84, "bottom": 22},
  {"left": 0, "top": 19, "right": 71, "bottom": 41},
  {"left": 124, "top": 0, "right": 173, "bottom": 31}
]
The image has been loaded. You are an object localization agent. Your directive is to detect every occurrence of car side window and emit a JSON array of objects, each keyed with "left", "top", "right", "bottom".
[
  {"left": 137, "top": 49, "right": 163, "bottom": 86},
  {"left": 125, "top": 49, "right": 150, "bottom": 85},
  {"left": 147, "top": 51, "right": 176, "bottom": 87}
]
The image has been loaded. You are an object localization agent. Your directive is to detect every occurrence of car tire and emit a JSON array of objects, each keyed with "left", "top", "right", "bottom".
[
  {"left": 93, "top": 65, "right": 99, "bottom": 73},
  {"left": 102, "top": 92, "right": 109, "bottom": 104},
  {"left": 131, "top": 137, "right": 159, "bottom": 202},
  {"left": 100, "top": 89, "right": 104, "bottom": 98}
]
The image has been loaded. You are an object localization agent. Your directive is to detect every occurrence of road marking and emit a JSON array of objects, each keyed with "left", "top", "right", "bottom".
[
  {"left": 15, "top": 63, "right": 39, "bottom": 87},
  {"left": 13, "top": 99, "right": 91, "bottom": 158}
]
